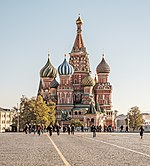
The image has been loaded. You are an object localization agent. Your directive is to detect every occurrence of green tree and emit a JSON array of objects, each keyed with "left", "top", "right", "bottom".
[
  {"left": 19, "top": 96, "right": 36, "bottom": 129},
  {"left": 47, "top": 101, "right": 56, "bottom": 125},
  {"left": 71, "top": 119, "right": 83, "bottom": 127},
  {"left": 34, "top": 95, "right": 56, "bottom": 126},
  {"left": 13, "top": 95, "right": 56, "bottom": 129},
  {"left": 128, "top": 106, "right": 144, "bottom": 131}
]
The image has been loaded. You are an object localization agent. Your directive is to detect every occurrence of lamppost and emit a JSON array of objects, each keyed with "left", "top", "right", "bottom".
[
  {"left": 127, "top": 112, "right": 130, "bottom": 131},
  {"left": 17, "top": 103, "right": 20, "bottom": 132}
]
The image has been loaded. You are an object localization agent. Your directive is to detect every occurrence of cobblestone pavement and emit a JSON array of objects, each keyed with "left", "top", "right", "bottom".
[
  {"left": 0, "top": 133, "right": 64, "bottom": 166},
  {"left": 1, "top": 132, "right": 150, "bottom": 166}
]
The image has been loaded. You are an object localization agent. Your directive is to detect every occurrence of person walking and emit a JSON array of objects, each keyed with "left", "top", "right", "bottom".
[
  {"left": 71, "top": 125, "right": 75, "bottom": 135},
  {"left": 120, "top": 125, "right": 124, "bottom": 132},
  {"left": 81, "top": 125, "right": 84, "bottom": 132},
  {"left": 92, "top": 125, "right": 96, "bottom": 137},
  {"left": 63, "top": 126, "right": 66, "bottom": 133},
  {"left": 99, "top": 125, "right": 102, "bottom": 132},
  {"left": 139, "top": 126, "right": 144, "bottom": 139},
  {"left": 32, "top": 124, "right": 36, "bottom": 134},
  {"left": 125, "top": 126, "right": 129, "bottom": 132},
  {"left": 67, "top": 125, "right": 71, "bottom": 135},
  {"left": 47, "top": 124, "right": 53, "bottom": 136},
  {"left": 37, "top": 125, "right": 41, "bottom": 136},
  {"left": 56, "top": 125, "right": 60, "bottom": 136},
  {"left": 24, "top": 124, "right": 28, "bottom": 134}
]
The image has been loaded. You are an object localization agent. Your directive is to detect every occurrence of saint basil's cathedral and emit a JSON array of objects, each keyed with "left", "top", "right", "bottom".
[{"left": 38, "top": 16, "right": 116, "bottom": 129}]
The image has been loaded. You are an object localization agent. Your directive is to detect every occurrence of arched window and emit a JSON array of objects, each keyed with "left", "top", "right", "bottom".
[
  {"left": 79, "top": 111, "right": 81, "bottom": 115},
  {"left": 75, "top": 111, "right": 77, "bottom": 115}
]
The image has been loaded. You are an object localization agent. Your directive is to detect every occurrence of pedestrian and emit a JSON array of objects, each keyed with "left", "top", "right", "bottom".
[
  {"left": 71, "top": 125, "right": 75, "bottom": 135},
  {"left": 24, "top": 124, "right": 28, "bottom": 134},
  {"left": 93, "top": 126, "right": 96, "bottom": 137},
  {"left": 108, "top": 125, "right": 112, "bottom": 132},
  {"left": 32, "top": 124, "right": 36, "bottom": 134},
  {"left": 56, "top": 125, "right": 60, "bottom": 136},
  {"left": 104, "top": 125, "right": 107, "bottom": 132},
  {"left": 139, "top": 126, "right": 144, "bottom": 139},
  {"left": 81, "top": 125, "right": 84, "bottom": 132},
  {"left": 41, "top": 125, "right": 44, "bottom": 134},
  {"left": 99, "top": 125, "right": 102, "bottom": 132},
  {"left": 37, "top": 125, "right": 41, "bottom": 136},
  {"left": 29, "top": 124, "right": 32, "bottom": 134},
  {"left": 120, "top": 125, "right": 123, "bottom": 132},
  {"left": 47, "top": 124, "right": 53, "bottom": 136},
  {"left": 125, "top": 126, "right": 129, "bottom": 132},
  {"left": 63, "top": 126, "right": 66, "bottom": 133},
  {"left": 67, "top": 125, "right": 71, "bottom": 135}
]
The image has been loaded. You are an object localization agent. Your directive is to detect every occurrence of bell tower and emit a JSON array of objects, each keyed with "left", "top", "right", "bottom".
[{"left": 69, "top": 15, "right": 91, "bottom": 104}]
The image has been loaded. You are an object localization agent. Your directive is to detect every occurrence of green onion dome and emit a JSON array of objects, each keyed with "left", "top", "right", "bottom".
[
  {"left": 40, "top": 54, "right": 57, "bottom": 78},
  {"left": 82, "top": 73, "right": 94, "bottom": 87},
  {"left": 96, "top": 54, "right": 110, "bottom": 74},
  {"left": 50, "top": 78, "right": 59, "bottom": 88}
]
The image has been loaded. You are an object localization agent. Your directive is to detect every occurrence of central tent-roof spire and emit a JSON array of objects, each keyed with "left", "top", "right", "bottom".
[{"left": 72, "top": 14, "right": 85, "bottom": 52}]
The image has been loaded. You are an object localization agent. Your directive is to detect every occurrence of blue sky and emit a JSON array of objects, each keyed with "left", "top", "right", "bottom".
[{"left": 0, "top": 1, "right": 150, "bottom": 114}]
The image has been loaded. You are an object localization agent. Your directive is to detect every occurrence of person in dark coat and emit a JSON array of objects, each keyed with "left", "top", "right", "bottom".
[
  {"left": 32, "top": 124, "right": 36, "bottom": 134},
  {"left": 125, "top": 126, "right": 129, "bottom": 132},
  {"left": 29, "top": 124, "right": 32, "bottom": 134},
  {"left": 67, "top": 125, "right": 71, "bottom": 135},
  {"left": 99, "top": 125, "right": 102, "bottom": 132},
  {"left": 47, "top": 124, "right": 53, "bottom": 136},
  {"left": 56, "top": 125, "right": 60, "bottom": 136},
  {"left": 81, "top": 125, "right": 84, "bottom": 132},
  {"left": 139, "top": 126, "right": 144, "bottom": 139},
  {"left": 63, "top": 126, "right": 66, "bottom": 133},
  {"left": 24, "top": 124, "right": 28, "bottom": 134},
  {"left": 37, "top": 125, "right": 41, "bottom": 136},
  {"left": 71, "top": 125, "right": 75, "bottom": 135},
  {"left": 92, "top": 125, "right": 96, "bottom": 137},
  {"left": 120, "top": 125, "right": 123, "bottom": 132}
]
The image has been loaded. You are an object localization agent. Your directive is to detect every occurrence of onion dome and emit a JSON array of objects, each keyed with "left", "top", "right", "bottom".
[
  {"left": 96, "top": 54, "right": 110, "bottom": 74},
  {"left": 76, "top": 15, "right": 83, "bottom": 25},
  {"left": 50, "top": 78, "right": 59, "bottom": 88},
  {"left": 58, "top": 55, "right": 74, "bottom": 75},
  {"left": 40, "top": 53, "right": 57, "bottom": 78},
  {"left": 82, "top": 73, "right": 94, "bottom": 87}
]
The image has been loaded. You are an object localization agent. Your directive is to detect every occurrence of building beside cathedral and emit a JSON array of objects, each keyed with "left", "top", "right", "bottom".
[{"left": 38, "top": 16, "right": 117, "bottom": 129}]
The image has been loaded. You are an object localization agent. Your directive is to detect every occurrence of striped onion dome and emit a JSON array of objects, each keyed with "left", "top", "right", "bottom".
[
  {"left": 82, "top": 73, "right": 94, "bottom": 87},
  {"left": 58, "top": 56, "right": 73, "bottom": 75},
  {"left": 96, "top": 54, "right": 110, "bottom": 74},
  {"left": 40, "top": 54, "right": 57, "bottom": 78},
  {"left": 50, "top": 78, "right": 59, "bottom": 88}
]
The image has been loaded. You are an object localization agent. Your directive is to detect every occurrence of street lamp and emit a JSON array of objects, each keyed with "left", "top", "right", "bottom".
[{"left": 17, "top": 103, "right": 20, "bottom": 132}]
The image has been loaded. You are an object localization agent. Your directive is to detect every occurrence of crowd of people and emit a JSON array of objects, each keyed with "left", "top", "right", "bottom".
[
  {"left": 24, "top": 124, "right": 46, "bottom": 135},
  {"left": 23, "top": 123, "right": 76, "bottom": 136},
  {"left": 23, "top": 123, "right": 145, "bottom": 139}
]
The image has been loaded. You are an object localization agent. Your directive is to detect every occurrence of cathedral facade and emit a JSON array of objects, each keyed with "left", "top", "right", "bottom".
[{"left": 38, "top": 16, "right": 116, "bottom": 129}]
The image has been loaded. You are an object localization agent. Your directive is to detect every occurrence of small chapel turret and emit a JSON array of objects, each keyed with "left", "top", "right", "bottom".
[
  {"left": 57, "top": 55, "right": 74, "bottom": 113},
  {"left": 38, "top": 51, "right": 57, "bottom": 102}
]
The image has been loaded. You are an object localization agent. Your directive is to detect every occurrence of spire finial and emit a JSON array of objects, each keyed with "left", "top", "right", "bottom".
[
  {"left": 64, "top": 54, "right": 67, "bottom": 59},
  {"left": 102, "top": 48, "right": 105, "bottom": 58},
  {"left": 76, "top": 14, "right": 83, "bottom": 26},
  {"left": 48, "top": 49, "right": 50, "bottom": 58}
]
